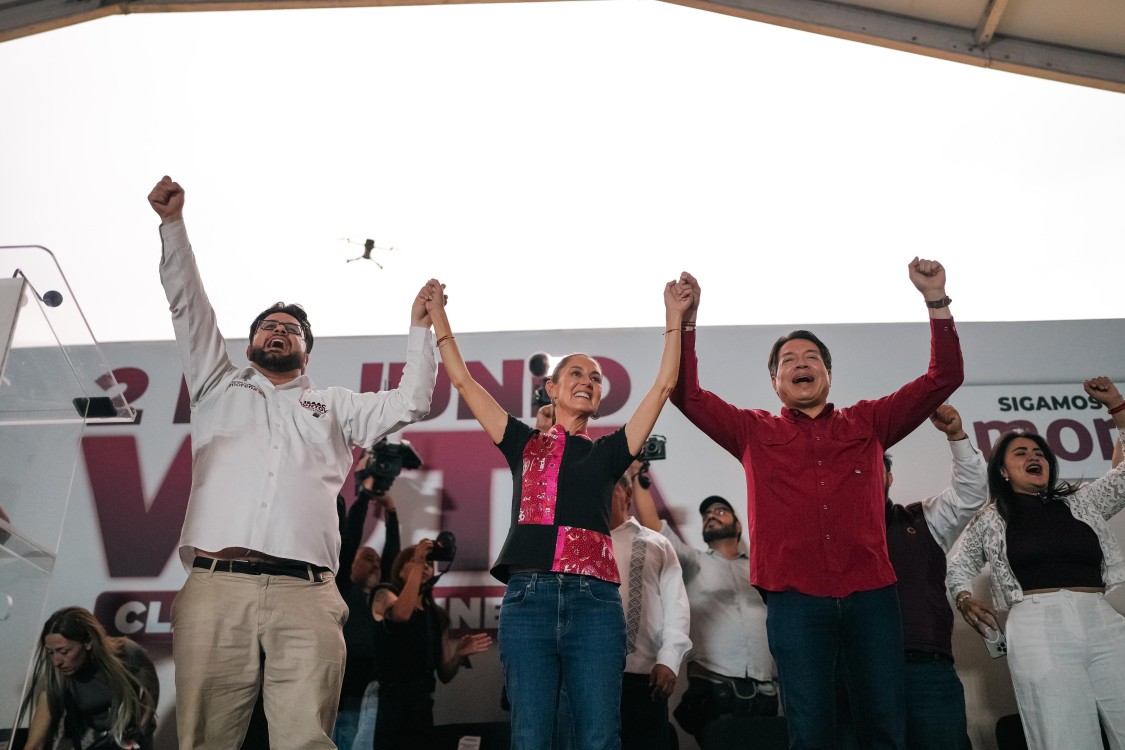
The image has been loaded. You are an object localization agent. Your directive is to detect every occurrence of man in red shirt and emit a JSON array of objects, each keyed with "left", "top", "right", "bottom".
[{"left": 670, "top": 260, "right": 962, "bottom": 750}]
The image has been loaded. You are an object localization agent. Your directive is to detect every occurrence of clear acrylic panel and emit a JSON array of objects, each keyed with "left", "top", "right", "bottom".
[{"left": 0, "top": 245, "right": 136, "bottom": 746}]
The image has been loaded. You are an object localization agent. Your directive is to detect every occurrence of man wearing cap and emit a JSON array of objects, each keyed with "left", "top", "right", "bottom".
[
  {"left": 632, "top": 476, "right": 775, "bottom": 743},
  {"left": 148, "top": 176, "right": 438, "bottom": 750},
  {"left": 669, "top": 262, "right": 963, "bottom": 750}
]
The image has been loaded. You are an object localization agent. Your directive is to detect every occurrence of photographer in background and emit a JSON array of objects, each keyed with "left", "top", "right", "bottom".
[
  {"left": 371, "top": 539, "right": 492, "bottom": 748},
  {"left": 334, "top": 448, "right": 402, "bottom": 750}
]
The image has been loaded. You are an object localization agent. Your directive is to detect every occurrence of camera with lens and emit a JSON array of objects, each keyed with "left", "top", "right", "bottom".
[
  {"left": 426, "top": 530, "right": 457, "bottom": 562},
  {"left": 641, "top": 434, "right": 667, "bottom": 462},
  {"left": 365, "top": 438, "right": 423, "bottom": 495}
]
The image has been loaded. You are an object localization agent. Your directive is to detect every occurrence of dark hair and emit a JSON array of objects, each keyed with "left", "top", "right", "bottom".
[
  {"left": 768, "top": 330, "right": 832, "bottom": 377},
  {"left": 389, "top": 544, "right": 449, "bottom": 627},
  {"left": 987, "top": 430, "right": 1078, "bottom": 522},
  {"left": 21, "top": 607, "right": 154, "bottom": 746},
  {"left": 883, "top": 453, "right": 893, "bottom": 474},
  {"left": 250, "top": 302, "right": 314, "bottom": 353},
  {"left": 390, "top": 545, "right": 415, "bottom": 591}
]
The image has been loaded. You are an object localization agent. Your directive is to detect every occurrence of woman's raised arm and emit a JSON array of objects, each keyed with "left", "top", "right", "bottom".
[
  {"left": 421, "top": 279, "right": 508, "bottom": 443},
  {"left": 623, "top": 280, "right": 691, "bottom": 455}
]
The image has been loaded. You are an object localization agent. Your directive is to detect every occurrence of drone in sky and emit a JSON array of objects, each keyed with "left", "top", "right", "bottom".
[{"left": 341, "top": 238, "right": 396, "bottom": 268}]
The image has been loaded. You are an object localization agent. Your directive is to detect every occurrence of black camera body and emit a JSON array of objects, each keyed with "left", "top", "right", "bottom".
[
  {"left": 532, "top": 380, "right": 552, "bottom": 411},
  {"left": 427, "top": 530, "right": 457, "bottom": 562},
  {"left": 366, "top": 438, "right": 423, "bottom": 495},
  {"left": 641, "top": 434, "right": 667, "bottom": 462}
]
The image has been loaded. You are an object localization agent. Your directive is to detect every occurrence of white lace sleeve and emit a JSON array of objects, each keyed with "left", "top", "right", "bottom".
[
  {"left": 946, "top": 506, "right": 991, "bottom": 600},
  {"left": 1073, "top": 456, "right": 1125, "bottom": 521}
]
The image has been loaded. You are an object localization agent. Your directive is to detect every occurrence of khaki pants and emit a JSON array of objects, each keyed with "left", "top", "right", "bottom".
[{"left": 172, "top": 567, "right": 348, "bottom": 750}]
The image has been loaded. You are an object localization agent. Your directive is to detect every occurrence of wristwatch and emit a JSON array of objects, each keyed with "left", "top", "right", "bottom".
[{"left": 925, "top": 296, "right": 953, "bottom": 309}]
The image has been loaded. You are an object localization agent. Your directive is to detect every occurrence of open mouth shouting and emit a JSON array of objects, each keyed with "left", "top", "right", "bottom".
[
  {"left": 1003, "top": 436, "right": 1051, "bottom": 493},
  {"left": 249, "top": 341, "right": 306, "bottom": 374}
]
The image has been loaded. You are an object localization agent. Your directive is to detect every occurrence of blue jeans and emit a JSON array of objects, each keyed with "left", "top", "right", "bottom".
[
  {"left": 836, "top": 657, "right": 969, "bottom": 750},
  {"left": 334, "top": 681, "right": 378, "bottom": 750},
  {"left": 499, "top": 572, "right": 625, "bottom": 750},
  {"left": 334, "top": 681, "right": 379, "bottom": 750},
  {"left": 903, "top": 660, "right": 970, "bottom": 750},
  {"left": 766, "top": 585, "right": 906, "bottom": 750},
  {"left": 333, "top": 702, "right": 359, "bottom": 750}
]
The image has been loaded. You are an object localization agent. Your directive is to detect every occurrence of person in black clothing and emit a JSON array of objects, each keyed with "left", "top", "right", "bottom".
[
  {"left": 371, "top": 540, "right": 491, "bottom": 748},
  {"left": 335, "top": 451, "right": 401, "bottom": 750},
  {"left": 21, "top": 606, "right": 159, "bottom": 750}
]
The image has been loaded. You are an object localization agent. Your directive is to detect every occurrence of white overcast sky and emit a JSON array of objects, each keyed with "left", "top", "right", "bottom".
[{"left": 1, "top": 0, "right": 1123, "bottom": 344}]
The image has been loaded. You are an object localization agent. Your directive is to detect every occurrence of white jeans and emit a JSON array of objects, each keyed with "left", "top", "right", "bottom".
[{"left": 1008, "top": 590, "right": 1125, "bottom": 750}]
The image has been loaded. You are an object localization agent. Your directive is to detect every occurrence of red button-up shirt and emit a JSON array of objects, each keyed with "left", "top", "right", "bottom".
[{"left": 672, "top": 319, "right": 964, "bottom": 597}]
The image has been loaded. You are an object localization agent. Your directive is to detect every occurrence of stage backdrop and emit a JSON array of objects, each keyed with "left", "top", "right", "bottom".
[{"left": 5, "top": 317, "right": 1124, "bottom": 750}]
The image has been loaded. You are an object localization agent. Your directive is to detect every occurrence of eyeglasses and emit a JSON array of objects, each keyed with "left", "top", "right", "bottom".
[
  {"left": 258, "top": 320, "right": 304, "bottom": 336},
  {"left": 703, "top": 507, "right": 732, "bottom": 518}
]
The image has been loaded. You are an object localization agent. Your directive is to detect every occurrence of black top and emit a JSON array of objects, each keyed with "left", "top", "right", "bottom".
[
  {"left": 885, "top": 501, "right": 955, "bottom": 658},
  {"left": 490, "top": 416, "right": 635, "bottom": 583},
  {"left": 372, "top": 594, "right": 445, "bottom": 697},
  {"left": 1006, "top": 493, "right": 1104, "bottom": 591},
  {"left": 64, "top": 639, "right": 158, "bottom": 749}
]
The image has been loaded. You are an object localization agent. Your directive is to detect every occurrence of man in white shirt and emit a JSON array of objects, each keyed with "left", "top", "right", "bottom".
[
  {"left": 611, "top": 467, "right": 692, "bottom": 750},
  {"left": 147, "top": 176, "right": 438, "bottom": 750},
  {"left": 633, "top": 481, "right": 776, "bottom": 743}
]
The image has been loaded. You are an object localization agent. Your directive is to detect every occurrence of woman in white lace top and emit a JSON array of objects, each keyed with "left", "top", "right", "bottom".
[{"left": 947, "top": 377, "right": 1125, "bottom": 749}]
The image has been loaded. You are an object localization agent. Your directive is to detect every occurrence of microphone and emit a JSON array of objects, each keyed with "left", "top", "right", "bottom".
[{"left": 528, "top": 352, "right": 549, "bottom": 377}]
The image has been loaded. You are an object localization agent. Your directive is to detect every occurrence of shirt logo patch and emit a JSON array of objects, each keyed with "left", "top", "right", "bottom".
[
  {"left": 300, "top": 399, "right": 329, "bottom": 419},
  {"left": 227, "top": 380, "right": 265, "bottom": 397}
]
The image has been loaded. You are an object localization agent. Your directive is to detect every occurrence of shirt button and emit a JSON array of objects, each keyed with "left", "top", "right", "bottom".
[
  {"left": 820, "top": 481, "right": 825, "bottom": 486},
  {"left": 817, "top": 460, "right": 822, "bottom": 466},
  {"left": 261, "top": 502, "right": 268, "bottom": 508},
  {"left": 823, "top": 505, "right": 828, "bottom": 510},
  {"left": 825, "top": 534, "right": 830, "bottom": 540},
  {"left": 273, "top": 445, "right": 280, "bottom": 450},
  {"left": 268, "top": 472, "right": 274, "bottom": 477}
]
